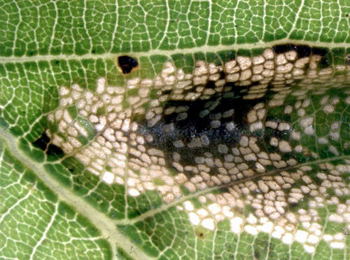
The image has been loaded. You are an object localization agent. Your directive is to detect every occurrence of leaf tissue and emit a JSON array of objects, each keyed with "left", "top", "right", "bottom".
[{"left": 0, "top": 1, "right": 350, "bottom": 259}]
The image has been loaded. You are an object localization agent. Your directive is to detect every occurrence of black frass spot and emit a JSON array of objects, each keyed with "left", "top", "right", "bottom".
[
  {"left": 273, "top": 44, "right": 300, "bottom": 54},
  {"left": 311, "top": 47, "right": 328, "bottom": 57},
  {"left": 33, "top": 132, "right": 64, "bottom": 159},
  {"left": 33, "top": 132, "right": 50, "bottom": 151},
  {"left": 273, "top": 44, "right": 312, "bottom": 58},
  {"left": 273, "top": 44, "right": 330, "bottom": 68},
  {"left": 118, "top": 55, "right": 138, "bottom": 74},
  {"left": 273, "top": 44, "right": 329, "bottom": 59}
]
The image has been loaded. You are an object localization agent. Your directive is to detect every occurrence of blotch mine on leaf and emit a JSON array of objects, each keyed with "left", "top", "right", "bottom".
[{"left": 45, "top": 45, "right": 350, "bottom": 255}]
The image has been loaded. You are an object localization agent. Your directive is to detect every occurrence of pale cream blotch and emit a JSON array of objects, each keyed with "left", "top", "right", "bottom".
[{"left": 47, "top": 47, "right": 350, "bottom": 253}]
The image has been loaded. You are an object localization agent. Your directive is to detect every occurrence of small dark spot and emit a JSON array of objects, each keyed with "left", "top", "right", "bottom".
[
  {"left": 195, "top": 231, "right": 205, "bottom": 239},
  {"left": 46, "top": 144, "right": 64, "bottom": 158},
  {"left": 33, "top": 132, "right": 64, "bottom": 159},
  {"left": 55, "top": 60, "right": 60, "bottom": 65},
  {"left": 33, "top": 132, "right": 50, "bottom": 151},
  {"left": 92, "top": 49, "right": 96, "bottom": 54},
  {"left": 346, "top": 13, "right": 349, "bottom": 17},
  {"left": 289, "top": 202, "right": 299, "bottom": 208},
  {"left": 346, "top": 54, "right": 350, "bottom": 65},
  {"left": 118, "top": 55, "right": 138, "bottom": 74}
]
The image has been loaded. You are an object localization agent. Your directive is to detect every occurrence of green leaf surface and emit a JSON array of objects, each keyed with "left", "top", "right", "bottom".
[{"left": 1, "top": 0, "right": 350, "bottom": 259}]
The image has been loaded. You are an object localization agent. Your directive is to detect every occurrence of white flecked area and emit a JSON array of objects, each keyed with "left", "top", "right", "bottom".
[{"left": 46, "top": 48, "right": 350, "bottom": 255}]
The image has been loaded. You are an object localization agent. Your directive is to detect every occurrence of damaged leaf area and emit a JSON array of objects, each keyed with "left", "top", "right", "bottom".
[
  {"left": 1, "top": 1, "right": 350, "bottom": 259},
  {"left": 41, "top": 45, "right": 350, "bottom": 256}
]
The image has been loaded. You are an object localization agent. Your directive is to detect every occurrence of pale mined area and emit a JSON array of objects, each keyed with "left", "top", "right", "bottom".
[{"left": 46, "top": 48, "right": 350, "bottom": 253}]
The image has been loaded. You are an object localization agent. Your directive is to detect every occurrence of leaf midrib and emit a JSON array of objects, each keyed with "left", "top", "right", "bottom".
[
  {"left": 1, "top": 39, "right": 350, "bottom": 64},
  {"left": 0, "top": 126, "right": 154, "bottom": 260}
]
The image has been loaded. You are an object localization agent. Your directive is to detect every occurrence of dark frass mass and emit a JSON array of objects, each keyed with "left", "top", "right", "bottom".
[
  {"left": 272, "top": 44, "right": 327, "bottom": 58},
  {"left": 132, "top": 44, "right": 348, "bottom": 183},
  {"left": 137, "top": 88, "right": 267, "bottom": 179},
  {"left": 118, "top": 55, "right": 138, "bottom": 74}
]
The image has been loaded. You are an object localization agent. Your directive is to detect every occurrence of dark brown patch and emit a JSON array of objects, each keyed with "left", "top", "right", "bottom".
[
  {"left": 33, "top": 132, "right": 64, "bottom": 159},
  {"left": 118, "top": 55, "right": 138, "bottom": 74},
  {"left": 195, "top": 230, "right": 205, "bottom": 239},
  {"left": 272, "top": 44, "right": 328, "bottom": 59}
]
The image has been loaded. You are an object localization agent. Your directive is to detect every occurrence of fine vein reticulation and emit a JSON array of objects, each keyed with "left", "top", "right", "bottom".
[
  {"left": 1, "top": 0, "right": 350, "bottom": 259},
  {"left": 43, "top": 45, "right": 350, "bottom": 256}
]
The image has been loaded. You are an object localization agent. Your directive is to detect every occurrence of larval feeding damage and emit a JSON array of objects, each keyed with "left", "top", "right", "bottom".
[{"left": 45, "top": 45, "right": 350, "bottom": 253}]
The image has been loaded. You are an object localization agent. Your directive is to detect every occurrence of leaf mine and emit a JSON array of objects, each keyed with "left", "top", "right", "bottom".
[{"left": 44, "top": 45, "right": 350, "bottom": 254}]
